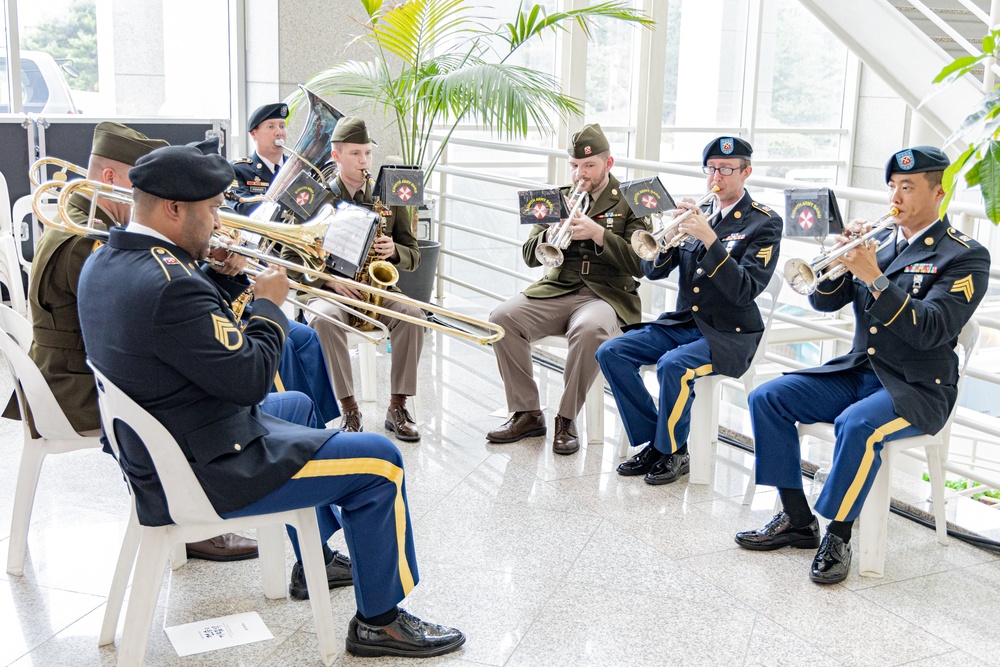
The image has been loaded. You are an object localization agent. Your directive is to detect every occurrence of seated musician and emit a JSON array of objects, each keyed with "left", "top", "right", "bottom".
[
  {"left": 77, "top": 143, "right": 465, "bottom": 657},
  {"left": 487, "top": 123, "right": 648, "bottom": 455},
  {"left": 597, "top": 137, "right": 782, "bottom": 484},
  {"left": 228, "top": 102, "right": 288, "bottom": 217},
  {"left": 284, "top": 117, "right": 426, "bottom": 442},
  {"left": 735, "top": 146, "right": 990, "bottom": 584}
]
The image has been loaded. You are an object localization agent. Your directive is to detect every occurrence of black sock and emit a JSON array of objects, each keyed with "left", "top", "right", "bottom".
[
  {"left": 777, "top": 487, "right": 813, "bottom": 528},
  {"left": 357, "top": 607, "right": 399, "bottom": 627},
  {"left": 827, "top": 519, "right": 854, "bottom": 543},
  {"left": 322, "top": 544, "right": 334, "bottom": 564},
  {"left": 674, "top": 443, "right": 688, "bottom": 456}
]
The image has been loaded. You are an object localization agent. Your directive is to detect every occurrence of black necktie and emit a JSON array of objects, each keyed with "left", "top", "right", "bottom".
[
  {"left": 896, "top": 236, "right": 908, "bottom": 256},
  {"left": 273, "top": 161, "right": 280, "bottom": 177}
]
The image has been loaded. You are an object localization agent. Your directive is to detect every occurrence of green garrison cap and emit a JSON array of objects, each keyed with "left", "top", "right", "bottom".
[
  {"left": 91, "top": 122, "right": 169, "bottom": 166},
  {"left": 568, "top": 123, "right": 610, "bottom": 158},
  {"left": 331, "top": 116, "right": 374, "bottom": 144},
  {"left": 129, "top": 141, "right": 235, "bottom": 202},
  {"left": 885, "top": 146, "right": 950, "bottom": 183}
]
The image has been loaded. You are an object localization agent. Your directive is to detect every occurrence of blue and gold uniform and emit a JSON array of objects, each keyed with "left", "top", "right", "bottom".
[
  {"left": 78, "top": 143, "right": 421, "bottom": 618},
  {"left": 229, "top": 151, "right": 282, "bottom": 216},
  {"left": 597, "top": 137, "right": 782, "bottom": 478}
]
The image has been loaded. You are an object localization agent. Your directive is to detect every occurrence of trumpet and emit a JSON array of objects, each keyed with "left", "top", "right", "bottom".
[
  {"left": 34, "top": 178, "right": 391, "bottom": 344},
  {"left": 783, "top": 207, "right": 899, "bottom": 296},
  {"left": 30, "top": 157, "right": 88, "bottom": 188},
  {"left": 38, "top": 178, "right": 505, "bottom": 346},
  {"left": 630, "top": 186, "right": 721, "bottom": 260},
  {"left": 534, "top": 180, "right": 586, "bottom": 268}
]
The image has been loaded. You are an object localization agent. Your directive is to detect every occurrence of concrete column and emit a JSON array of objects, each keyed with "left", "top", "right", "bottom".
[{"left": 110, "top": 0, "right": 165, "bottom": 116}]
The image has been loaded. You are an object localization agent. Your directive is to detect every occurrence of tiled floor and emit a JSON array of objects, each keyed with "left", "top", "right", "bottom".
[{"left": 2, "top": 329, "right": 1000, "bottom": 666}]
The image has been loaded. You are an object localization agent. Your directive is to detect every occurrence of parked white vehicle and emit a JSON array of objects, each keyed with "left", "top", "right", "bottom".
[{"left": 0, "top": 50, "right": 79, "bottom": 114}]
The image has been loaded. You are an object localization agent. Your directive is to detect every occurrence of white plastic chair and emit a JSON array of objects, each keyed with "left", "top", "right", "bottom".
[
  {"left": 535, "top": 335, "right": 606, "bottom": 445},
  {"left": 615, "top": 272, "right": 784, "bottom": 487},
  {"left": 90, "top": 364, "right": 338, "bottom": 666},
  {"left": 0, "top": 304, "right": 103, "bottom": 576},
  {"left": 795, "top": 320, "right": 979, "bottom": 578},
  {"left": 0, "top": 174, "right": 26, "bottom": 315},
  {"left": 11, "top": 194, "right": 48, "bottom": 277}
]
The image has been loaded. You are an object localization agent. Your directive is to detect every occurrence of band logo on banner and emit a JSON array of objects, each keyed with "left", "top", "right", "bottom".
[
  {"left": 277, "top": 171, "right": 326, "bottom": 221},
  {"left": 376, "top": 166, "right": 424, "bottom": 206},
  {"left": 517, "top": 188, "right": 565, "bottom": 224},
  {"left": 619, "top": 177, "right": 676, "bottom": 218},
  {"left": 783, "top": 188, "right": 844, "bottom": 238}
]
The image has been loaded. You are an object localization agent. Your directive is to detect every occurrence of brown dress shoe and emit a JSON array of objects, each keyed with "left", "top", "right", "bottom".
[
  {"left": 385, "top": 406, "right": 420, "bottom": 442},
  {"left": 486, "top": 411, "right": 546, "bottom": 443},
  {"left": 186, "top": 533, "right": 258, "bottom": 562},
  {"left": 552, "top": 415, "right": 579, "bottom": 455},
  {"left": 340, "top": 410, "right": 363, "bottom": 432}
]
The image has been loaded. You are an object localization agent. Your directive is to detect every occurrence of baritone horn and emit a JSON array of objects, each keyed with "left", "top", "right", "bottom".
[
  {"left": 534, "top": 180, "right": 587, "bottom": 268},
  {"left": 782, "top": 207, "right": 899, "bottom": 296},
  {"left": 630, "top": 186, "right": 721, "bottom": 260},
  {"left": 39, "top": 178, "right": 505, "bottom": 346}
]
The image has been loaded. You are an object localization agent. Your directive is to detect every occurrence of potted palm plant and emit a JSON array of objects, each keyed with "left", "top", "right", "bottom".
[{"left": 288, "top": 0, "right": 653, "bottom": 302}]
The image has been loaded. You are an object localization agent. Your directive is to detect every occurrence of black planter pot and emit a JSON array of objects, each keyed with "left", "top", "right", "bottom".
[{"left": 395, "top": 239, "right": 441, "bottom": 303}]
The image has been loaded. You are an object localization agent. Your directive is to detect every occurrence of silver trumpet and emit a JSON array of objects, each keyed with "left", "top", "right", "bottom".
[
  {"left": 534, "top": 180, "right": 587, "bottom": 268},
  {"left": 630, "top": 186, "right": 721, "bottom": 260},
  {"left": 783, "top": 207, "right": 899, "bottom": 296}
]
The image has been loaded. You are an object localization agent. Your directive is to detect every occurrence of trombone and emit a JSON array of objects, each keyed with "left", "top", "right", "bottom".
[
  {"left": 630, "top": 186, "right": 721, "bottom": 260},
  {"left": 32, "top": 178, "right": 390, "bottom": 344},
  {"left": 38, "top": 178, "right": 506, "bottom": 346},
  {"left": 30, "top": 157, "right": 88, "bottom": 188},
  {"left": 782, "top": 207, "right": 899, "bottom": 296},
  {"left": 534, "top": 180, "right": 586, "bottom": 268}
]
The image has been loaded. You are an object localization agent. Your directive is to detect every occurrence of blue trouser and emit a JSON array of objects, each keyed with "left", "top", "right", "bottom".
[
  {"left": 749, "top": 365, "right": 922, "bottom": 522},
  {"left": 597, "top": 322, "right": 715, "bottom": 455},
  {"left": 227, "top": 393, "right": 416, "bottom": 617},
  {"left": 271, "top": 320, "right": 340, "bottom": 425}
]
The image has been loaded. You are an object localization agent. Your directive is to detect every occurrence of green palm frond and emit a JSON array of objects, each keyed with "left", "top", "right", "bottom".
[
  {"left": 367, "top": 0, "right": 478, "bottom": 67},
  {"left": 501, "top": 0, "right": 654, "bottom": 52}
]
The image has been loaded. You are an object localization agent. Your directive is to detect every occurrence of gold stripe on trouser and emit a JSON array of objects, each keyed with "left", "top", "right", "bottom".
[
  {"left": 666, "top": 363, "right": 714, "bottom": 452},
  {"left": 291, "top": 457, "right": 415, "bottom": 594},
  {"left": 273, "top": 373, "right": 285, "bottom": 392},
  {"left": 834, "top": 417, "right": 910, "bottom": 521}
]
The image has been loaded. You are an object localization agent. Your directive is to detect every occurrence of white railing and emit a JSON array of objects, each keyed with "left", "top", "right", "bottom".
[{"left": 428, "top": 133, "right": 1000, "bottom": 497}]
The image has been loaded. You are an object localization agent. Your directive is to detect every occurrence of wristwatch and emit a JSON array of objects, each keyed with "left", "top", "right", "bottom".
[{"left": 868, "top": 274, "right": 890, "bottom": 293}]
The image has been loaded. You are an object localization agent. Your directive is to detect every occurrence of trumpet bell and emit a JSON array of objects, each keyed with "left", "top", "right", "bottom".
[
  {"left": 535, "top": 244, "right": 564, "bottom": 268},
  {"left": 783, "top": 258, "right": 818, "bottom": 295},
  {"left": 630, "top": 229, "right": 661, "bottom": 261}
]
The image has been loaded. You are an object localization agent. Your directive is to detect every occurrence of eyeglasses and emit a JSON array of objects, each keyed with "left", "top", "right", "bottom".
[{"left": 702, "top": 166, "right": 741, "bottom": 176}]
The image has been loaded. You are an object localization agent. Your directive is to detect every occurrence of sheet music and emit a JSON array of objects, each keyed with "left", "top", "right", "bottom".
[{"left": 322, "top": 203, "right": 377, "bottom": 267}]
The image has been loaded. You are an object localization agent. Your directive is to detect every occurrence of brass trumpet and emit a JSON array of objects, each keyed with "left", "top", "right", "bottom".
[
  {"left": 534, "top": 180, "right": 586, "bottom": 268},
  {"left": 783, "top": 207, "right": 899, "bottom": 296},
  {"left": 39, "top": 178, "right": 505, "bottom": 346},
  {"left": 630, "top": 186, "right": 721, "bottom": 260},
  {"left": 29, "top": 157, "right": 88, "bottom": 188}
]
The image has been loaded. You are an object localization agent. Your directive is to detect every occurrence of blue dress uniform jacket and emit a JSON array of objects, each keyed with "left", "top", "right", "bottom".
[
  {"left": 631, "top": 191, "right": 783, "bottom": 378},
  {"left": 229, "top": 151, "right": 278, "bottom": 216},
  {"left": 798, "top": 222, "right": 990, "bottom": 435},
  {"left": 78, "top": 229, "right": 332, "bottom": 527},
  {"left": 520, "top": 174, "right": 649, "bottom": 324}
]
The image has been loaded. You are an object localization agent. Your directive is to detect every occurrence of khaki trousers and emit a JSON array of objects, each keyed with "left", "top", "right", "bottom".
[
  {"left": 306, "top": 296, "right": 425, "bottom": 399},
  {"left": 489, "top": 286, "right": 621, "bottom": 419}
]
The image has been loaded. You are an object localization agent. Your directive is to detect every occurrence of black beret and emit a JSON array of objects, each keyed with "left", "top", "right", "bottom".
[
  {"left": 129, "top": 143, "right": 235, "bottom": 202},
  {"left": 91, "top": 122, "right": 169, "bottom": 166},
  {"left": 568, "top": 123, "right": 610, "bottom": 158},
  {"left": 247, "top": 102, "right": 289, "bottom": 132},
  {"left": 331, "top": 116, "right": 374, "bottom": 144},
  {"left": 885, "top": 146, "right": 950, "bottom": 183},
  {"left": 703, "top": 136, "right": 753, "bottom": 164}
]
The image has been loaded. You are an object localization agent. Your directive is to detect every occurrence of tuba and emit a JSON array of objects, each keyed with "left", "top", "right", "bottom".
[
  {"left": 348, "top": 169, "right": 400, "bottom": 330},
  {"left": 231, "top": 86, "right": 344, "bottom": 221}
]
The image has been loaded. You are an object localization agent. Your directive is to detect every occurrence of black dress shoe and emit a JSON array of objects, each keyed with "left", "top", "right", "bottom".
[
  {"left": 643, "top": 451, "right": 690, "bottom": 485},
  {"left": 810, "top": 532, "right": 852, "bottom": 584},
  {"left": 288, "top": 550, "right": 353, "bottom": 600},
  {"left": 552, "top": 415, "right": 579, "bottom": 455},
  {"left": 486, "top": 411, "right": 546, "bottom": 443},
  {"left": 617, "top": 444, "right": 664, "bottom": 476},
  {"left": 186, "top": 533, "right": 258, "bottom": 561},
  {"left": 340, "top": 410, "right": 363, "bottom": 432},
  {"left": 346, "top": 608, "right": 466, "bottom": 658},
  {"left": 735, "top": 512, "right": 821, "bottom": 551}
]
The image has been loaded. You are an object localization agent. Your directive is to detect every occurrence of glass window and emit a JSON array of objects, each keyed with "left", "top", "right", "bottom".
[{"left": 584, "top": 0, "right": 639, "bottom": 154}]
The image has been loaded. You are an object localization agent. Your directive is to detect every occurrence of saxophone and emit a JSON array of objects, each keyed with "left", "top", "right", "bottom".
[{"left": 349, "top": 169, "right": 400, "bottom": 330}]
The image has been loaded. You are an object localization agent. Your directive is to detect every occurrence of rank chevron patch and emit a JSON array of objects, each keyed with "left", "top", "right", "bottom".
[
  {"left": 212, "top": 313, "right": 243, "bottom": 350},
  {"left": 756, "top": 245, "right": 773, "bottom": 267},
  {"left": 950, "top": 275, "right": 975, "bottom": 303}
]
